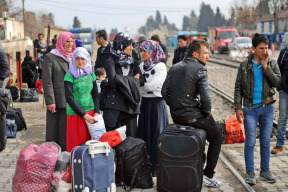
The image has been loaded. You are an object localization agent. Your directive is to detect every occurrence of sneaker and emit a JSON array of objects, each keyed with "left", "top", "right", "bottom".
[
  {"left": 259, "top": 170, "right": 276, "bottom": 183},
  {"left": 203, "top": 175, "right": 222, "bottom": 187},
  {"left": 245, "top": 172, "right": 256, "bottom": 185},
  {"left": 271, "top": 146, "right": 283, "bottom": 154}
]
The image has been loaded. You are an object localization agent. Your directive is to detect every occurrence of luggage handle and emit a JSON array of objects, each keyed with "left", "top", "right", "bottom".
[
  {"left": 85, "top": 140, "right": 111, "bottom": 157},
  {"left": 175, "top": 124, "right": 195, "bottom": 130}
]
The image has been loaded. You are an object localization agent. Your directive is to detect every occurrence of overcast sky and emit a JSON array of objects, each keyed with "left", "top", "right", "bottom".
[{"left": 23, "top": 0, "right": 244, "bottom": 35}]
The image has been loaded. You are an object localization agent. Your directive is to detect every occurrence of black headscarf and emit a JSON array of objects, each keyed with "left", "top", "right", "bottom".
[{"left": 110, "top": 32, "right": 134, "bottom": 68}]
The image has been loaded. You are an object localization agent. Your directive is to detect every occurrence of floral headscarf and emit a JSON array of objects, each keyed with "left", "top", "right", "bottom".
[
  {"left": 68, "top": 47, "right": 92, "bottom": 78},
  {"left": 140, "top": 40, "right": 166, "bottom": 71},
  {"left": 110, "top": 32, "right": 134, "bottom": 68},
  {"left": 51, "top": 32, "right": 76, "bottom": 62}
]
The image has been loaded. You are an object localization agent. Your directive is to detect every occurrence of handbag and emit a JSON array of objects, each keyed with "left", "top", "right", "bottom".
[
  {"left": 20, "top": 88, "right": 39, "bottom": 102},
  {"left": 6, "top": 118, "right": 17, "bottom": 138}
]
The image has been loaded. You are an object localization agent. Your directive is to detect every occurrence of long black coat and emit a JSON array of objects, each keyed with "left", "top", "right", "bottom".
[
  {"left": 94, "top": 42, "right": 111, "bottom": 70},
  {"left": 101, "top": 55, "right": 141, "bottom": 127}
]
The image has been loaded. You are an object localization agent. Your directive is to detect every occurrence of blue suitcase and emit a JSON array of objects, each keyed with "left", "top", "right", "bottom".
[{"left": 71, "top": 141, "right": 116, "bottom": 192}]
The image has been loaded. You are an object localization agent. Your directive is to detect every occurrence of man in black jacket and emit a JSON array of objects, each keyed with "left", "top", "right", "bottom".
[
  {"left": 0, "top": 44, "right": 9, "bottom": 88},
  {"left": 172, "top": 34, "right": 188, "bottom": 65},
  {"left": 161, "top": 39, "right": 222, "bottom": 188},
  {"left": 94, "top": 30, "right": 111, "bottom": 70}
]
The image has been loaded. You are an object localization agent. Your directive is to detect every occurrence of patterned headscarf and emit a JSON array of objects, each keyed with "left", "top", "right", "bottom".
[
  {"left": 110, "top": 32, "right": 134, "bottom": 68},
  {"left": 140, "top": 40, "right": 166, "bottom": 71},
  {"left": 68, "top": 47, "right": 92, "bottom": 78},
  {"left": 51, "top": 31, "right": 76, "bottom": 61}
]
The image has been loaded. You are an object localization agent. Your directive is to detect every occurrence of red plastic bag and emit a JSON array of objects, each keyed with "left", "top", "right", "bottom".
[
  {"left": 99, "top": 126, "right": 127, "bottom": 147},
  {"left": 35, "top": 79, "right": 43, "bottom": 94},
  {"left": 12, "top": 142, "right": 60, "bottom": 192},
  {"left": 225, "top": 114, "right": 245, "bottom": 144}
]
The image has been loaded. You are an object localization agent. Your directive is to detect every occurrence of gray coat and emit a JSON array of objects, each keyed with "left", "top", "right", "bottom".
[{"left": 42, "top": 53, "right": 69, "bottom": 109}]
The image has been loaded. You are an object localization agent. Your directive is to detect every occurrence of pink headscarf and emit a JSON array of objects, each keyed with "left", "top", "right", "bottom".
[{"left": 55, "top": 32, "right": 76, "bottom": 58}]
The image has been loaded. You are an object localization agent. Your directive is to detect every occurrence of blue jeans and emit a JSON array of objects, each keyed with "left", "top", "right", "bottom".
[
  {"left": 243, "top": 104, "right": 274, "bottom": 172},
  {"left": 277, "top": 91, "right": 288, "bottom": 147}
]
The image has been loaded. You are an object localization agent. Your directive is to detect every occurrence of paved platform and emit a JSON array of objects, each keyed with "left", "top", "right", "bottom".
[{"left": 0, "top": 95, "right": 288, "bottom": 192}]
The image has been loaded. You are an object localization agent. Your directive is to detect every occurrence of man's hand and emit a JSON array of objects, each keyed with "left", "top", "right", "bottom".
[
  {"left": 236, "top": 109, "right": 244, "bottom": 124},
  {"left": 261, "top": 51, "right": 269, "bottom": 69},
  {"left": 47, "top": 104, "right": 56, "bottom": 113},
  {"left": 134, "top": 73, "right": 140, "bottom": 79}
]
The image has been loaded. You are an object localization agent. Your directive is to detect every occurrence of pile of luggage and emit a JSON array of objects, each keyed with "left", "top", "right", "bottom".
[
  {"left": 10, "top": 122, "right": 210, "bottom": 192},
  {"left": 0, "top": 88, "right": 27, "bottom": 152}
]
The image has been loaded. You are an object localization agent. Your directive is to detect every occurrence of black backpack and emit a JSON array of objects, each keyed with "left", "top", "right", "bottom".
[
  {"left": 6, "top": 108, "right": 27, "bottom": 131},
  {"left": 114, "top": 137, "right": 153, "bottom": 191}
]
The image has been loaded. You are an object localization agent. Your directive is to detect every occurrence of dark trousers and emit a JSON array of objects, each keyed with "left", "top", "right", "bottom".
[
  {"left": 106, "top": 112, "right": 138, "bottom": 138},
  {"left": 174, "top": 115, "right": 222, "bottom": 178}
]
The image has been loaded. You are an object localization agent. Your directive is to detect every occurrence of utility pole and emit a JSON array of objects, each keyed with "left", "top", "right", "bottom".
[{"left": 22, "top": 0, "right": 25, "bottom": 21}]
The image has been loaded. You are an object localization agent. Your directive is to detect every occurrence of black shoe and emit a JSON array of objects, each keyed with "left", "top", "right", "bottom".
[{"left": 259, "top": 170, "right": 276, "bottom": 183}]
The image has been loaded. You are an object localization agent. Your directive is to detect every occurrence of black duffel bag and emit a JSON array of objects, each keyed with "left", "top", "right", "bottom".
[
  {"left": 0, "top": 88, "right": 9, "bottom": 151},
  {"left": 6, "top": 108, "right": 27, "bottom": 131},
  {"left": 20, "top": 88, "right": 39, "bottom": 102},
  {"left": 114, "top": 136, "right": 153, "bottom": 191}
]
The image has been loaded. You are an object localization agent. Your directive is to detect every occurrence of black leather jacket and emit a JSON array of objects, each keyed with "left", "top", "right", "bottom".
[
  {"left": 172, "top": 45, "right": 187, "bottom": 65},
  {"left": 234, "top": 53, "right": 281, "bottom": 110},
  {"left": 162, "top": 56, "right": 211, "bottom": 121}
]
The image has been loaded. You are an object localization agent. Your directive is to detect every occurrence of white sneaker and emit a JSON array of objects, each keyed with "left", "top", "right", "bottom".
[{"left": 203, "top": 175, "right": 222, "bottom": 187}]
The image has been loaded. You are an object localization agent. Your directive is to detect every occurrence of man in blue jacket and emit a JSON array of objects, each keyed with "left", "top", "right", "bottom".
[{"left": 234, "top": 33, "right": 280, "bottom": 185}]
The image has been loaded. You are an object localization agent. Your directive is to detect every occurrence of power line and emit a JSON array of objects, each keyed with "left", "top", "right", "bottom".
[{"left": 28, "top": 0, "right": 192, "bottom": 12}]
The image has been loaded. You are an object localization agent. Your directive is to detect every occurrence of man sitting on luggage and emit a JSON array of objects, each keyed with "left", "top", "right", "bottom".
[{"left": 161, "top": 39, "right": 222, "bottom": 187}]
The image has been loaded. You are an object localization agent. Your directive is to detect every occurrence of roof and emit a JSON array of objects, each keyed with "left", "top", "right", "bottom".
[
  {"left": 44, "top": 25, "right": 68, "bottom": 31},
  {"left": 257, "top": 9, "right": 288, "bottom": 22}
]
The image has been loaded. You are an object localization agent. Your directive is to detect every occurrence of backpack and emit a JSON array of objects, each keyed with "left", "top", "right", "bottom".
[
  {"left": 6, "top": 108, "right": 27, "bottom": 131},
  {"left": 114, "top": 137, "right": 153, "bottom": 191}
]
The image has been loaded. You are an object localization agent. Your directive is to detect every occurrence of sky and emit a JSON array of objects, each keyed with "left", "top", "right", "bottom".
[{"left": 22, "top": 0, "right": 239, "bottom": 36}]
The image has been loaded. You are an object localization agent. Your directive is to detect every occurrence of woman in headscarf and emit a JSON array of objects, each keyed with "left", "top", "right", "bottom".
[
  {"left": 64, "top": 47, "right": 99, "bottom": 152},
  {"left": 42, "top": 31, "right": 76, "bottom": 151},
  {"left": 101, "top": 32, "right": 141, "bottom": 137},
  {"left": 21, "top": 55, "right": 36, "bottom": 88},
  {"left": 138, "top": 40, "right": 169, "bottom": 176}
]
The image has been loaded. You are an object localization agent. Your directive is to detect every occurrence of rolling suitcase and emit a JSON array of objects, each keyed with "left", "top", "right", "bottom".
[
  {"left": 157, "top": 124, "right": 207, "bottom": 192},
  {"left": 71, "top": 141, "right": 116, "bottom": 192}
]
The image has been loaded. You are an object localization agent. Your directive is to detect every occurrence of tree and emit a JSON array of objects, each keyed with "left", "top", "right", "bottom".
[
  {"left": 256, "top": 0, "right": 270, "bottom": 18},
  {"left": 163, "top": 15, "right": 169, "bottom": 26},
  {"left": 269, "top": 0, "right": 288, "bottom": 38},
  {"left": 155, "top": 10, "right": 162, "bottom": 25},
  {"left": 182, "top": 15, "right": 191, "bottom": 30},
  {"left": 198, "top": 2, "right": 215, "bottom": 32},
  {"left": 215, "top": 7, "right": 225, "bottom": 27},
  {"left": 190, "top": 10, "right": 198, "bottom": 30},
  {"left": 110, "top": 28, "right": 118, "bottom": 34},
  {"left": 73, "top": 16, "right": 81, "bottom": 28},
  {"left": 228, "top": 8, "right": 236, "bottom": 26}
]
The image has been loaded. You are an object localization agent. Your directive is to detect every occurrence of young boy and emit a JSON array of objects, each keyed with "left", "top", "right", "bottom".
[{"left": 95, "top": 67, "right": 106, "bottom": 93}]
